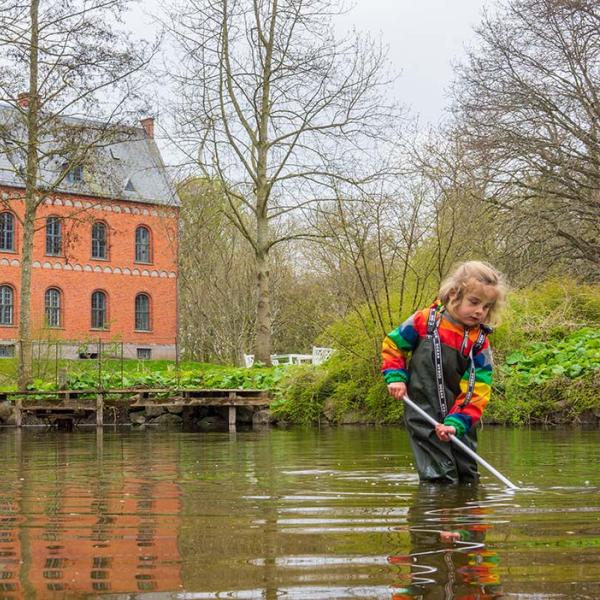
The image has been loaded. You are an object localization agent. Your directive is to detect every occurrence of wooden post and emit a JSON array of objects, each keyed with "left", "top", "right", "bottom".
[
  {"left": 228, "top": 391, "right": 236, "bottom": 432},
  {"left": 15, "top": 396, "right": 22, "bottom": 428},
  {"left": 228, "top": 405, "right": 236, "bottom": 432},
  {"left": 96, "top": 392, "right": 103, "bottom": 426}
]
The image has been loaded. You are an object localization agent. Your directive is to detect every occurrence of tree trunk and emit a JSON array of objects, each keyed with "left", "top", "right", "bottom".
[
  {"left": 18, "top": 0, "right": 39, "bottom": 390},
  {"left": 17, "top": 204, "right": 36, "bottom": 389},
  {"left": 254, "top": 245, "right": 272, "bottom": 366}
]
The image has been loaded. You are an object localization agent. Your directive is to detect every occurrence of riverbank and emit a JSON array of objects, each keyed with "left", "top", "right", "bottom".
[
  {"left": 272, "top": 280, "right": 600, "bottom": 427},
  {"left": 1, "top": 280, "right": 598, "bottom": 428}
]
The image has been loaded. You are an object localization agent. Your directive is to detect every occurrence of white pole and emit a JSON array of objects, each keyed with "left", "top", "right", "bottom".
[{"left": 403, "top": 395, "right": 519, "bottom": 490}]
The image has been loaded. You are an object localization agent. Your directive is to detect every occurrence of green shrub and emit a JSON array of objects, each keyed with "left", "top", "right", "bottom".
[
  {"left": 277, "top": 278, "right": 600, "bottom": 426},
  {"left": 493, "top": 278, "right": 600, "bottom": 358},
  {"left": 271, "top": 364, "right": 336, "bottom": 423}
]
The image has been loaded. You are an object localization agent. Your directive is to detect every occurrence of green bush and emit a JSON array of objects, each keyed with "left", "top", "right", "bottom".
[
  {"left": 276, "top": 278, "right": 600, "bottom": 426},
  {"left": 271, "top": 364, "right": 336, "bottom": 423},
  {"left": 488, "top": 327, "right": 600, "bottom": 425},
  {"left": 493, "top": 278, "right": 600, "bottom": 358}
]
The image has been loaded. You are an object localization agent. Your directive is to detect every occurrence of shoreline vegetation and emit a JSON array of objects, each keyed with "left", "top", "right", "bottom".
[
  {"left": 273, "top": 280, "right": 600, "bottom": 428},
  {"left": 0, "top": 280, "right": 598, "bottom": 428}
]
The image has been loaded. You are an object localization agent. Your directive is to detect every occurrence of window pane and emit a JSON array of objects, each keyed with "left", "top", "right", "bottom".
[
  {"left": 45, "top": 288, "right": 61, "bottom": 328},
  {"left": 92, "top": 222, "right": 107, "bottom": 259},
  {"left": 135, "top": 294, "right": 150, "bottom": 330},
  {"left": 0, "top": 213, "right": 14, "bottom": 251},
  {"left": 91, "top": 291, "right": 106, "bottom": 329},
  {"left": 46, "top": 217, "right": 62, "bottom": 256},
  {"left": 66, "top": 166, "right": 83, "bottom": 183},
  {"left": 0, "top": 286, "right": 13, "bottom": 325},
  {"left": 137, "top": 348, "right": 151, "bottom": 360},
  {"left": 135, "top": 227, "right": 150, "bottom": 262},
  {"left": 0, "top": 345, "right": 15, "bottom": 358}
]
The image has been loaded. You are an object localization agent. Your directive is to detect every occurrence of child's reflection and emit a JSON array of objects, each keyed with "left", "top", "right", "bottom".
[{"left": 389, "top": 484, "right": 503, "bottom": 599}]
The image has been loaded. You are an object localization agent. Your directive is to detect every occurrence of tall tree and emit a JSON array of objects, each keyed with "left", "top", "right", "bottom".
[
  {"left": 177, "top": 178, "right": 257, "bottom": 365},
  {"left": 167, "top": 0, "right": 395, "bottom": 364},
  {"left": 453, "top": 0, "right": 600, "bottom": 277},
  {"left": 0, "top": 0, "right": 155, "bottom": 387}
]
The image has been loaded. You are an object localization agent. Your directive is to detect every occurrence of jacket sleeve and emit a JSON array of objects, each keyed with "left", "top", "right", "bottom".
[
  {"left": 444, "top": 339, "right": 493, "bottom": 436},
  {"left": 381, "top": 311, "right": 423, "bottom": 384}
]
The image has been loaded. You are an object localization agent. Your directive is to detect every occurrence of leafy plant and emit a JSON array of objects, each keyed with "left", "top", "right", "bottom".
[{"left": 502, "top": 328, "right": 600, "bottom": 386}]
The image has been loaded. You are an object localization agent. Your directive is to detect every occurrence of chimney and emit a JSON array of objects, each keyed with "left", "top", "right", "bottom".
[
  {"left": 17, "top": 92, "right": 30, "bottom": 109},
  {"left": 140, "top": 117, "right": 155, "bottom": 139}
]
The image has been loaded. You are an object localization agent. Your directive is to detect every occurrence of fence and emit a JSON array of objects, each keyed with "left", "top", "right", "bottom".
[
  {"left": 0, "top": 339, "right": 181, "bottom": 389},
  {"left": 243, "top": 346, "right": 334, "bottom": 368}
]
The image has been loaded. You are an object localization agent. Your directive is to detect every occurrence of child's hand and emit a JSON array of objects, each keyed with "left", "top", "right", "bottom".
[
  {"left": 435, "top": 423, "right": 456, "bottom": 442},
  {"left": 440, "top": 531, "right": 461, "bottom": 543},
  {"left": 387, "top": 382, "right": 407, "bottom": 400}
]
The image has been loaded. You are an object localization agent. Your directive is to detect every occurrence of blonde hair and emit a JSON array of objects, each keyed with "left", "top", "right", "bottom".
[{"left": 438, "top": 261, "right": 507, "bottom": 325}]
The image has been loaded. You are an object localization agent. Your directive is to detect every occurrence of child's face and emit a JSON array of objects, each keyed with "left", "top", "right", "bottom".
[{"left": 448, "top": 281, "right": 498, "bottom": 328}]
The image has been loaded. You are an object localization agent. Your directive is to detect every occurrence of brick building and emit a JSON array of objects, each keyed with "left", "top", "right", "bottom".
[{"left": 0, "top": 111, "right": 179, "bottom": 360}]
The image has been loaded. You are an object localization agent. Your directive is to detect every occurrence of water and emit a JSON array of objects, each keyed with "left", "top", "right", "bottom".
[{"left": 0, "top": 426, "right": 599, "bottom": 599}]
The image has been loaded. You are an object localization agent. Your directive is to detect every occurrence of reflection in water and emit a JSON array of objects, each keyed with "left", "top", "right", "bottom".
[
  {"left": 0, "top": 426, "right": 599, "bottom": 598},
  {"left": 0, "top": 428, "right": 182, "bottom": 598},
  {"left": 389, "top": 485, "right": 502, "bottom": 599}
]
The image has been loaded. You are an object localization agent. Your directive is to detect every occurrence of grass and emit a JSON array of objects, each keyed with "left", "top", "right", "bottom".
[{"left": 0, "top": 358, "right": 279, "bottom": 392}]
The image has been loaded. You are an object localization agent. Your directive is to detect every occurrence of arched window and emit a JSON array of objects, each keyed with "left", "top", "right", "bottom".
[
  {"left": 45, "top": 216, "right": 62, "bottom": 256},
  {"left": 135, "top": 226, "right": 151, "bottom": 263},
  {"left": 45, "top": 288, "right": 61, "bottom": 328},
  {"left": 0, "top": 286, "right": 14, "bottom": 325},
  {"left": 135, "top": 293, "right": 150, "bottom": 331},
  {"left": 0, "top": 212, "right": 15, "bottom": 252},
  {"left": 91, "top": 222, "right": 107, "bottom": 259},
  {"left": 91, "top": 291, "right": 107, "bottom": 329}
]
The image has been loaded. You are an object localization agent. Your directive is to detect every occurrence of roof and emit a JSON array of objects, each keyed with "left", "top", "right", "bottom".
[{"left": 0, "top": 106, "right": 179, "bottom": 207}]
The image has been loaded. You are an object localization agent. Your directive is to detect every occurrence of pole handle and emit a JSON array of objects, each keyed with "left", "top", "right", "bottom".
[{"left": 402, "top": 395, "right": 519, "bottom": 490}]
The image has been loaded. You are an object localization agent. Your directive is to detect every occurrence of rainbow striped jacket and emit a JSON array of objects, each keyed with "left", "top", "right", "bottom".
[{"left": 381, "top": 304, "right": 494, "bottom": 435}]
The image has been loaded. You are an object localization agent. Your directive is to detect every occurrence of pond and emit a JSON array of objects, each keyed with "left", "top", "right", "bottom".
[{"left": 0, "top": 425, "right": 598, "bottom": 599}]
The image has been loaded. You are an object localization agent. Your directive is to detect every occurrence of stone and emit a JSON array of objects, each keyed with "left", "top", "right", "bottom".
[
  {"left": 198, "top": 415, "right": 226, "bottom": 430},
  {"left": 252, "top": 409, "right": 273, "bottom": 427},
  {"left": 167, "top": 405, "right": 183, "bottom": 414},
  {"left": 0, "top": 401, "right": 13, "bottom": 422},
  {"left": 236, "top": 406, "right": 255, "bottom": 424},
  {"left": 144, "top": 405, "right": 165, "bottom": 418},
  {"left": 129, "top": 411, "right": 146, "bottom": 425},
  {"left": 151, "top": 413, "right": 183, "bottom": 426}
]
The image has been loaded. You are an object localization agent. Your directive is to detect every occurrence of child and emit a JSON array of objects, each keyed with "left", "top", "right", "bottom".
[{"left": 382, "top": 261, "right": 506, "bottom": 483}]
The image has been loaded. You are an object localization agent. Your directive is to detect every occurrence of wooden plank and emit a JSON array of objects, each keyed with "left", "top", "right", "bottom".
[
  {"left": 22, "top": 407, "right": 95, "bottom": 413},
  {"left": 229, "top": 405, "right": 236, "bottom": 432},
  {"left": 128, "top": 397, "right": 269, "bottom": 407},
  {"left": 96, "top": 393, "right": 103, "bottom": 426},
  {"left": 17, "top": 396, "right": 270, "bottom": 409},
  {"left": 15, "top": 396, "right": 22, "bottom": 428}
]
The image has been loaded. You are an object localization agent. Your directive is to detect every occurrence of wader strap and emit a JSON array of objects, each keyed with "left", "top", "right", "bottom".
[
  {"left": 427, "top": 307, "right": 448, "bottom": 419},
  {"left": 461, "top": 326, "right": 488, "bottom": 408}
]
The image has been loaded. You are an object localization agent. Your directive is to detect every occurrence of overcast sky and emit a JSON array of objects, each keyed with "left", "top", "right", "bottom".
[
  {"left": 336, "top": 0, "right": 491, "bottom": 124},
  {"left": 128, "top": 0, "right": 492, "bottom": 144}
]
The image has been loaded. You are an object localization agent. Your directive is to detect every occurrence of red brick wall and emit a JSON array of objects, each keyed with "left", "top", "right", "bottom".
[{"left": 0, "top": 187, "right": 178, "bottom": 349}]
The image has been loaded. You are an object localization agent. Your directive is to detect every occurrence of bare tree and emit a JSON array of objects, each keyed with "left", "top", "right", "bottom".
[
  {"left": 177, "top": 177, "right": 257, "bottom": 364},
  {"left": 452, "top": 0, "right": 600, "bottom": 277},
  {"left": 167, "top": 0, "right": 396, "bottom": 364},
  {"left": 0, "top": 0, "right": 156, "bottom": 387},
  {"left": 304, "top": 172, "right": 435, "bottom": 366}
]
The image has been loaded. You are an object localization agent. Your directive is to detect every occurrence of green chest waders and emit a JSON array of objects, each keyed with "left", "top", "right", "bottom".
[{"left": 405, "top": 308, "right": 488, "bottom": 483}]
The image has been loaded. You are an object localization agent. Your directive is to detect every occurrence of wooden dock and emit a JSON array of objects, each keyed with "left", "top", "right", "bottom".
[{"left": 0, "top": 388, "right": 272, "bottom": 431}]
